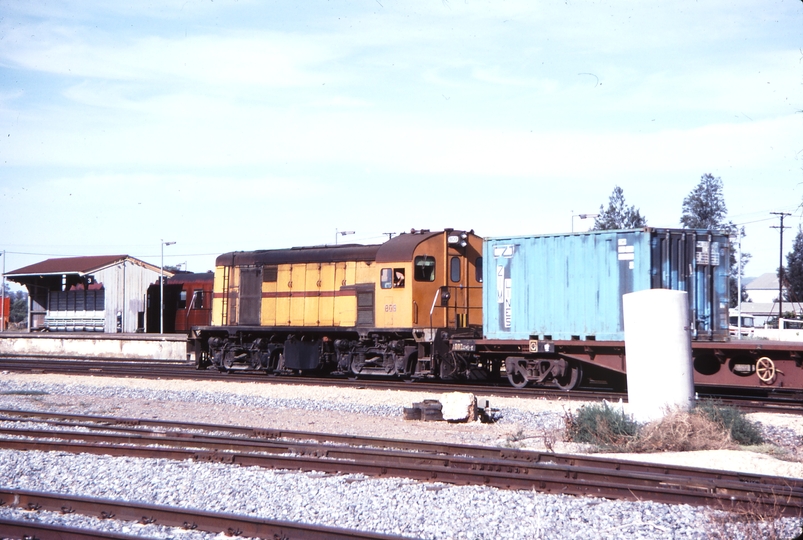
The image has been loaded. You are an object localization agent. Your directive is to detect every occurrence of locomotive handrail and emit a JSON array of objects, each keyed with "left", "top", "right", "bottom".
[
  {"left": 429, "top": 289, "right": 440, "bottom": 317},
  {"left": 429, "top": 288, "right": 440, "bottom": 336}
]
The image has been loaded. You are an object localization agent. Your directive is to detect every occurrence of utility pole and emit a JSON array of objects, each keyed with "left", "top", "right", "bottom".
[
  {"left": 771, "top": 212, "right": 791, "bottom": 326},
  {"left": 161, "top": 240, "right": 176, "bottom": 334},
  {"left": 0, "top": 250, "right": 5, "bottom": 332}
]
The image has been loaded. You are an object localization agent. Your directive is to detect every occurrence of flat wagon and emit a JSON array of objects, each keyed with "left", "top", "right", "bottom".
[{"left": 466, "top": 228, "right": 803, "bottom": 391}]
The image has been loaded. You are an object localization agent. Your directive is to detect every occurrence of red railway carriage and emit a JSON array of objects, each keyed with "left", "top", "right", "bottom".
[{"left": 147, "top": 272, "right": 213, "bottom": 333}]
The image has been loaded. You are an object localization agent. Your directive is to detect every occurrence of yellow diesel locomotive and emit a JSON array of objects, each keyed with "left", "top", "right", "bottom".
[{"left": 190, "top": 229, "right": 483, "bottom": 379}]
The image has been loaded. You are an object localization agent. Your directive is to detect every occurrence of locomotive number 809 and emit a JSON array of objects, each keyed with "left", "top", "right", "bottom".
[{"left": 190, "top": 229, "right": 485, "bottom": 379}]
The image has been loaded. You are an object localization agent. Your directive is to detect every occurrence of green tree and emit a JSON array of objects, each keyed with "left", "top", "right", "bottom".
[
  {"left": 9, "top": 291, "right": 28, "bottom": 324},
  {"left": 680, "top": 173, "right": 728, "bottom": 229},
  {"left": 592, "top": 186, "right": 647, "bottom": 230},
  {"left": 784, "top": 225, "right": 803, "bottom": 303},
  {"left": 679, "top": 173, "right": 750, "bottom": 307}
]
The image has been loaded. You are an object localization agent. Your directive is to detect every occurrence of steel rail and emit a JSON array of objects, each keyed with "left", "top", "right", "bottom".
[
  {"left": 2, "top": 408, "right": 802, "bottom": 492},
  {"left": 0, "top": 489, "right": 409, "bottom": 540},
  {"left": 1, "top": 411, "right": 802, "bottom": 494},
  {"left": 0, "top": 416, "right": 801, "bottom": 517},
  {"left": 0, "top": 518, "right": 147, "bottom": 540},
  {"left": 9, "top": 357, "right": 803, "bottom": 413}
]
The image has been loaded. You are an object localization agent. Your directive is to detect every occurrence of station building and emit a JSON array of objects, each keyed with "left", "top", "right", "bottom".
[{"left": 5, "top": 255, "right": 172, "bottom": 333}]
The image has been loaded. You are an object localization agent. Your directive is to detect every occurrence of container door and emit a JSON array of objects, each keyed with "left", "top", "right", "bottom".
[{"left": 650, "top": 230, "right": 729, "bottom": 341}]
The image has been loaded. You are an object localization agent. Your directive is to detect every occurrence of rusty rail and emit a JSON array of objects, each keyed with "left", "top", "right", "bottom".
[
  {"left": 4, "top": 357, "right": 803, "bottom": 412},
  {"left": 0, "top": 489, "right": 408, "bottom": 540},
  {"left": 0, "top": 410, "right": 801, "bottom": 518}
]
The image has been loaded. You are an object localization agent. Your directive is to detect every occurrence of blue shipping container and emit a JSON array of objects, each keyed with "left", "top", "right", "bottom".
[{"left": 483, "top": 228, "right": 730, "bottom": 342}]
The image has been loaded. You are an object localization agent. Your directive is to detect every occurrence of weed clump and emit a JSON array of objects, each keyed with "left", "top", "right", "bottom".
[
  {"left": 564, "top": 400, "right": 764, "bottom": 453},
  {"left": 696, "top": 400, "right": 764, "bottom": 446},
  {"left": 564, "top": 402, "right": 638, "bottom": 451},
  {"left": 628, "top": 409, "right": 732, "bottom": 452}
]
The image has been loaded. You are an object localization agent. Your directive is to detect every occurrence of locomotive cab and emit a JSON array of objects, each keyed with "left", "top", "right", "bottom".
[
  {"left": 375, "top": 228, "right": 483, "bottom": 332},
  {"left": 374, "top": 228, "right": 483, "bottom": 378}
]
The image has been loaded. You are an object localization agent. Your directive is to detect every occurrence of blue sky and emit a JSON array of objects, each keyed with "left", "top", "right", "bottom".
[{"left": 1, "top": 0, "right": 801, "bottom": 286}]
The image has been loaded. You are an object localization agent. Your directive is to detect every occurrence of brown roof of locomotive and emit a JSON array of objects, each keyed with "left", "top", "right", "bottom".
[
  {"left": 213, "top": 230, "right": 447, "bottom": 268},
  {"left": 215, "top": 244, "right": 383, "bottom": 267},
  {"left": 376, "top": 230, "right": 442, "bottom": 263}
]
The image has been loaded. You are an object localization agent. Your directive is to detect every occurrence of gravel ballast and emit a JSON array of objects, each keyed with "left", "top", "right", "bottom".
[{"left": 1, "top": 373, "right": 802, "bottom": 539}]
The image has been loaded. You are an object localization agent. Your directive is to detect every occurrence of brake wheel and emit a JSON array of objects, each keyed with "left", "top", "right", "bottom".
[{"left": 755, "top": 356, "right": 776, "bottom": 383}]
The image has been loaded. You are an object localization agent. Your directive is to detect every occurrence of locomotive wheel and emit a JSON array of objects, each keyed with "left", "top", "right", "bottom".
[
  {"left": 439, "top": 352, "right": 462, "bottom": 380},
  {"left": 195, "top": 352, "right": 210, "bottom": 370},
  {"left": 506, "top": 359, "right": 529, "bottom": 389},
  {"left": 221, "top": 352, "right": 236, "bottom": 372},
  {"left": 555, "top": 361, "right": 582, "bottom": 391},
  {"left": 755, "top": 357, "right": 776, "bottom": 383}
]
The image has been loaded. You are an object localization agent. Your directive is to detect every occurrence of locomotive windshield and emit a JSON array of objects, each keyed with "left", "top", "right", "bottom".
[{"left": 414, "top": 256, "right": 436, "bottom": 281}]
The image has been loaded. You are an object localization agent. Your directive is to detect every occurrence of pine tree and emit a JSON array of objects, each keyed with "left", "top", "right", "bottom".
[
  {"left": 592, "top": 186, "right": 647, "bottom": 230},
  {"left": 679, "top": 173, "right": 749, "bottom": 307},
  {"left": 785, "top": 226, "right": 803, "bottom": 303},
  {"left": 680, "top": 174, "right": 729, "bottom": 229}
]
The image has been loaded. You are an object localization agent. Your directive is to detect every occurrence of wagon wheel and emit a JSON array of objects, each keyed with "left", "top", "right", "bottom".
[
  {"left": 349, "top": 356, "right": 363, "bottom": 379},
  {"left": 555, "top": 361, "right": 583, "bottom": 391},
  {"left": 755, "top": 357, "right": 776, "bottom": 383},
  {"left": 221, "top": 352, "right": 235, "bottom": 373},
  {"left": 506, "top": 359, "right": 529, "bottom": 389}
]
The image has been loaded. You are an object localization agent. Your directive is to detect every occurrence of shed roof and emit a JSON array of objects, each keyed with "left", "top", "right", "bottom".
[
  {"left": 735, "top": 302, "right": 803, "bottom": 316},
  {"left": 6, "top": 255, "right": 165, "bottom": 278},
  {"left": 746, "top": 273, "right": 781, "bottom": 291}
]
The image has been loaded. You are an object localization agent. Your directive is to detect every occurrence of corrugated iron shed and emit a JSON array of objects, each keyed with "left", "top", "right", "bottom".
[{"left": 5, "top": 255, "right": 172, "bottom": 333}]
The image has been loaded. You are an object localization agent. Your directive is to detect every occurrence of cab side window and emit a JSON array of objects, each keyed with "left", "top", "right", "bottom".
[
  {"left": 475, "top": 256, "right": 483, "bottom": 283},
  {"left": 450, "top": 256, "right": 461, "bottom": 282},
  {"left": 393, "top": 268, "right": 405, "bottom": 288},
  {"left": 414, "top": 256, "right": 436, "bottom": 282},
  {"left": 381, "top": 268, "right": 393, "bottom": 289},
  {"left": 382, "top": 268, "right": 407, "bottom": 288}
]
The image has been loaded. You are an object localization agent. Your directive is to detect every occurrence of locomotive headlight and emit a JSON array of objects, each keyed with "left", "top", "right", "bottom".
[{"left": 448, "top": 231, "right": 469, "bottom": 248}]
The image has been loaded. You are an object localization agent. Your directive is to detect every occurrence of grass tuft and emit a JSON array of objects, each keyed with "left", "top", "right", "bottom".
[{"left": 696, "top": 400, "right": 764, "bottom": 446}]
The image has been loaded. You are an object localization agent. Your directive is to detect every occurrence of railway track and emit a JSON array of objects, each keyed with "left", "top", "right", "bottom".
[
  {"left": 2, "top": 355, "right": 802, "bottom": 413},
  {"left": 0, "top": 409, "right": 801, "bottom": 520},
  {"left": 0, "top": 489, "right": 408, "bottom": 540}
]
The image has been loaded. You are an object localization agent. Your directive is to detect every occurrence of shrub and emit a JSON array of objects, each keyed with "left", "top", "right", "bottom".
[
  {"left": 627, "top": 409, "right": 733, "bottom": 453},
  {"left": 564, "top": 401, "right": 765, "bottom": 453},
  {"left": 696, "top": 400, "right": 764, "bottom": 446},
  {"left": 564, "top": 402, "right": 638, "bottom": 450}
]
